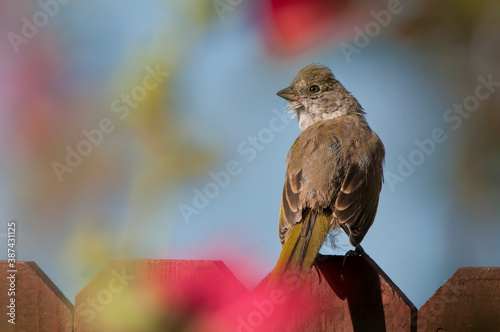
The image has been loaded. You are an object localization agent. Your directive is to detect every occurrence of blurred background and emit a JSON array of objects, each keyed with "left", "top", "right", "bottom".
[{"left": 1, "top": 0, "right": 499, "bottom": 311}]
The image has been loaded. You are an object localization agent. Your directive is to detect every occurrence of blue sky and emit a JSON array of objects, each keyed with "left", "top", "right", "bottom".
[{"left": 2, "top": 0, "right": 499, "bottom": 310}]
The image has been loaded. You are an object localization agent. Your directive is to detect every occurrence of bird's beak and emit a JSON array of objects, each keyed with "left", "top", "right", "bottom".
[{"left": 277, "top": 87, "right": 299, "bottom": 101}]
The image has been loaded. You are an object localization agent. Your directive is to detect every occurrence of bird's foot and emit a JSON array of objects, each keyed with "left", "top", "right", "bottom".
[
  {"left": 343, "top": 250, "right": 357, "bottom": 266},
  {"left": 345, "top": 250, "right": 358, "bottom": 257},
  {"left": 355, "top": 245, "right": 367, "bottom": 256},
  {"left": 343, "top": 246, "right": 367, "bottom": 266}
]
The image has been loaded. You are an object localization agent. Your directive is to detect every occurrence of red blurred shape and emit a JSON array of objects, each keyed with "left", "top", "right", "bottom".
[
  {"left": 259, "top": 0, "right": 349, "bottom": 55},
  {"left": 212, "top": 281, "right": 316, "bottom": 332}
]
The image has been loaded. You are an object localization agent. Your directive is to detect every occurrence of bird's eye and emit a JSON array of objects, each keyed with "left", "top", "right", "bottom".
[{"left": 309, "top": 85, "right": 320, "bottom": 93}]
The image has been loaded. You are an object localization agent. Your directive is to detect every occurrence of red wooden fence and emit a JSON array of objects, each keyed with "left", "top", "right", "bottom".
[{"left": 1, "top": 256, "right": 499, "bottom": 331}]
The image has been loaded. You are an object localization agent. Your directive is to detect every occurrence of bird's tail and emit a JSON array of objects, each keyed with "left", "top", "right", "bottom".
[{"left": 268, "top": 210, "right": 331, "bottom": 290}]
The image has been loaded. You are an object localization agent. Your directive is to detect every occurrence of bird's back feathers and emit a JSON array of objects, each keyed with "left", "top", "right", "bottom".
[{"left": 270, "top": 115, "right": 384, "bottom": 288}]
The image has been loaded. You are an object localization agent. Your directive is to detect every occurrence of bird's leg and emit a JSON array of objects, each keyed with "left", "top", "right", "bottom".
[
  {"left": 340, "top": 224, "right": 368, "bottom": 258},
  {"left": 354, "top": 244, "right": 367, "bottom": 256}
]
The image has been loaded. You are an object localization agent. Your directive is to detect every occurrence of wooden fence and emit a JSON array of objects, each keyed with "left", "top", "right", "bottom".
[{"left": 0, "top": 256, "right": 499, "bottom": 331}]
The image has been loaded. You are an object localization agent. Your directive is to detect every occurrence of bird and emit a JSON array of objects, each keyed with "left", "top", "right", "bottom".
[{"left": 268, "top": 64, "right": 385, "bottom": 289}]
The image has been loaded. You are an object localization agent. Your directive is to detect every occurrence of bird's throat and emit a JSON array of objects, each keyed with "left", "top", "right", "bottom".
[{"left": 296, "top": 109, "right": 351, "bottom": 131}]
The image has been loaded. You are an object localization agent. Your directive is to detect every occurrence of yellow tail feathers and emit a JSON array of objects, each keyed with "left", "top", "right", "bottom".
[{"left": 268, "top": 211, "right": 331, "bottom": 290}]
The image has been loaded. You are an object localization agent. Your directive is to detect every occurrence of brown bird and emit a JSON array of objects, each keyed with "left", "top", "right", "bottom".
[{"left": 269, "top": 64, "right": 385, "bottom": 288}]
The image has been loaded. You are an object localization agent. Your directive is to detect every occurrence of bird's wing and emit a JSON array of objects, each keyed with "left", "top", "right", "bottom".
[
  {"left": 279, "top": 140, "right": 303, "bottom": 245},
  {"left": 272, "top": 125, "right": 338, "bottom": 288},
  {"left": 333, "top": 162, "right": 383, "bottom": 246},
  {"left": 278, "top": 121, "right": 342, "bottom": 245},
  {"left": 278, "top": 124, "right": 339, "bottom": 244}
]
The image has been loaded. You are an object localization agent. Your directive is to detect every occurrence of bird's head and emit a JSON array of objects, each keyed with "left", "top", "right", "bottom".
[{"left": 277, "top": 64, "right": 363, "bottom": 130}]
